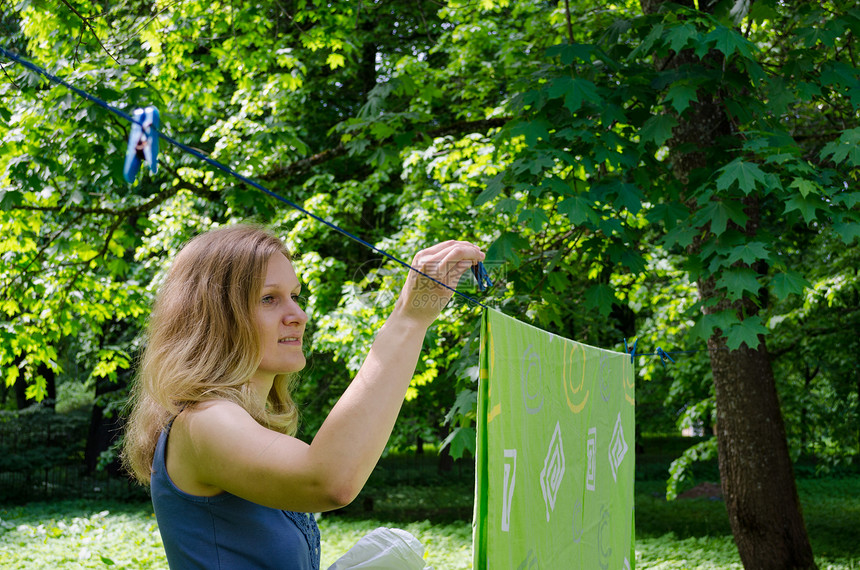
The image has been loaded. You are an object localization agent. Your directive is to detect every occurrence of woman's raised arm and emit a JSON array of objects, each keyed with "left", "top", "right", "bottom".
[{"left": 170, "top": 241, "right": 484, "bottom": 512}]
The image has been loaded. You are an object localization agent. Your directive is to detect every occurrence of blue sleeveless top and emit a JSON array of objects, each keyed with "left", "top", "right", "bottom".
[{"left": 150, "top": 421, "right": 321, "bottom": 569}]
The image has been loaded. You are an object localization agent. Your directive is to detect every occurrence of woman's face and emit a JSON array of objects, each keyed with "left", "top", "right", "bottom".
[{"left": 251, "top": 253, "right": 308, "bottom": 385}]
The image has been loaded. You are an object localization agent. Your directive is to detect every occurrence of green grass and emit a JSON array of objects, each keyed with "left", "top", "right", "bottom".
[
  {"left": 2, "top": 476, "right": 858, "bottom": 569},
  {"left": 0, "top": 501, "right": 471, "bottom": 569},
  {"left": 633, "top": 477, "right": 860, "bottom": 569},
  {"left": 2, "top": 438, "right": 858, "bottom": 569}
]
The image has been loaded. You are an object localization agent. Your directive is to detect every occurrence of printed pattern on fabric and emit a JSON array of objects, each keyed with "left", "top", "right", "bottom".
[{"left": 474, "top": 308, "right": 635, "bottom": 569}]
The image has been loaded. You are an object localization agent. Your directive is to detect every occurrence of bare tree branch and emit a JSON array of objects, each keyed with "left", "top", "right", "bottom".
[
  {"left": 57, "top": 0, "right": 122, "bottom": 67},
  {"left": 1, "top": 60, "right": 22, "bottom": 91}
]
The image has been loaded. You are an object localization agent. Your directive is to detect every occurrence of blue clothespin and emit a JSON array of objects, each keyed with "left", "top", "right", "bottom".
[
  {"left": 472, "top": 261, "right": 493, "bottom": 291},
  {"left": 123, "top": 106, "right": 160, "bottom": 183},
  {"left": 655, "top": 347, "right": 675, "bottom": 367},
  {"left": 624, "top": 338, "right": 638, "bottom": 364}
]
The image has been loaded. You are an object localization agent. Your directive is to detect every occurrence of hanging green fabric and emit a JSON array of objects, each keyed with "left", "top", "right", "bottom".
[{"left": 474, "top": 309, "right": 635, "bottom": 568}]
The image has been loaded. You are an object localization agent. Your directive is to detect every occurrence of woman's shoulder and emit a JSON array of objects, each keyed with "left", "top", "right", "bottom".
[
  {"left": 180, "top": 399, "right": 257, "bottom": 433},
  {"left": 189, "top": 398, "right": 247, "bottom": 415},
  {"left": 167, "top": 400, "right": 265, "bottom": 497}
]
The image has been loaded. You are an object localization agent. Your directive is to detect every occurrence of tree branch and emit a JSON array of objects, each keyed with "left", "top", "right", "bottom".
[
  {"left": 2, "top": 182, "right": 184, "bottom": 302},
  {"left": 261, "top": 117, "right": 510, "bottom": 183},
  {"left": 9, "top": 182, "right": 183, "bottom": 217},
  {"left": 0, "top": 60, "right": 22, "bottom": 91},
  {"left": 57, "top": 0, "right": 122, "bottom": 67},
  {"left": 160, "top": 162, "right": 223, "bottom": 203}
]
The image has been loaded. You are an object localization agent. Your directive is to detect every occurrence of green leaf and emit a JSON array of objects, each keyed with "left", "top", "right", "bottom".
[
  {"left": 834, "top": 221, "right": 860, "bottom": 244},
  {"left": 524, "top": 153, "right": 555, "bottom": 175},
  {"left": 716, "top": 159, "right": 767, "bottom": 194},
  {"left": 662, "top": 225, "right": 698, "bottom": 248},
  {"left": 796, "top": 81, "right": 822, "bottom": 100},
  {"left": 524, "top": 121, "right": 551, "bottom": 146},
  {"left": 699, "top": 200, "right": 748, "bottom": 236},
  {"left": 476, "top": 173, "right": 505, "bottom": 206},
  {"left": 107, "top": 258, "right": 129, "bottom": 277},
  {"left": 547, "top": 76, "right": 575, "bottom": 99},
  {"left": 5, "top": 365, "right": 19, "bottom": 387},
  {"left": 517, "top": 208, "right": 550, "bottom": 232},
  {"left": 725, "top": 316, "right": 770, "bottom": 351},
  {"left": 789, "top": 177, "right": 820, "bottom": 198},
  {"left": 539, "top": 176, "right": 573, "bottom": 197},
  {"left": 771, "top": 271, "right": 811, "bottom": 300},
  {"left": 833, "top": 192, "right": 860, "bottom": 209},
  {"left": 664, "top": 83, "right": 698, "bottom": 115},
  {"left": 820, "top": 61, "right": 857, "bottom": 90},
  {"left": 639, "top": 114, "right": 677, "bottom": 147},
  {"left": 495, "top": 198, "right": 520, "bottom": 214},
  {"left": 599, "top": 217, "right": 625, "bottom": 236},
  {"left": 688, "top": 314, "right": 716, "bottom": 341},
  {"left": 511, "top": 119, "right": 551, "bottom": 146},
  {"left": 647, "top": 202, "right": 691, "bottom": 229},
  {"left": 613, "top": 183, "right": 644, "bottom": 214},
  {"left": 558, "top": 195, "right": 599, "bottom": 226},
  {"left": 765, "top": 76, "right": 794, "bottom": 117},
  {"left": 705, "top": 26, "right": 756, "bottom": 60},
  {"left": 601, "top": 104, "right": 627, "bottom": 128},
  {"left": 445, "top": 388, "right": 477, "bottom": 424},
  {"left": 487, "top": 232, "right": 529, "bottom": 266},
  {"left": 0, "top": 189, "right": 24, "bottom": 208},
  {"left": 821, "top": 127, "right": 860, "bottom": 166},
  {"left": 716, "top": 268, "right": 761, "bottom": 301},
  {"left": 441, "top": 427, "right": 476, "bottom": 460},
  {"left": 563, "top": 43, "right": 596, "bottom": 65},
  {"left": 725, "top": 242, "right": 770, "bottom": 265},
  {"left": 326, "top": 52, "right": 345, "bottom": 69},
  {"left": 369, "top": 121, "right": 395, "bottom": 140},
  {"left": 584, "top": 283, "right": 616, "bottom": 316},
  {"left": 688, "top": 310, "right": 738, "bottom": 341},
  {"left": 620, "top": 250, "right": 646, "bottom": 274},
  {"left": 784, "top": 194, "right": 823, "bottom": 224},
  {"left": 545, "top": 43, "right": 596, "bottom": 65},
  {"left": 795, "top": 23, "right": 841, "bottom": 48},
  {"left": 368, "top": 146, "right": 393, "bottom": 168},
  {"left": 665, "top": 22, "right": 698, "bottom": 53},
  {"left": 564, "top": 79, "right": 600, "bottom": 113},
  {"left": 629, "top": 23, "right": 664, "bottom": 60}
]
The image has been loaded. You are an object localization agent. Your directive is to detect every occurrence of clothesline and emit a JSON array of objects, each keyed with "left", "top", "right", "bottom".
[{"left": 0, "top": 45, "right": 492, "bottom": 309}]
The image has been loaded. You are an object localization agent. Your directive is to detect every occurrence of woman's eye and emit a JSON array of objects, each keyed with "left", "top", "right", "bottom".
[
  {"left": 291, "top": 294, "right": 308, "bottom": 310},
  {"left": 261, "top": 295, "right": 275, "bottom": 305}
]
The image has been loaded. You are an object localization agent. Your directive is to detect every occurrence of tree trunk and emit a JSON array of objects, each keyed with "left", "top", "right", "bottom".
[
  {"left": 85, "top": 374, "right": 126, "bottom": 475},
  {"left": 14, "top": 373, "right": 29, "bottom": 410},
  {"left": 700, "top": 281, "right": 816, "bottom": 569},
  {"left": 13, "top": 355, "right": 29, "bottom": 410},
  {"left": 638, "top": 1, "right": 818, "bottom": 567}
]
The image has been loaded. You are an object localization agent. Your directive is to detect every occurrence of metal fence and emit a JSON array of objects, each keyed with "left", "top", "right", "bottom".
[
  {"left": 0, "top": 407, "right": 147, "bottom": 503},
  {"left": 0, "top": 408, "right": 473, "bottom": 505}
]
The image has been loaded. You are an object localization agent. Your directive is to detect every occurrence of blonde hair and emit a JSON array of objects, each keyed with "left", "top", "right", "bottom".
[{"left": 122, "top": 224, "right": 301, "bottom": 484}]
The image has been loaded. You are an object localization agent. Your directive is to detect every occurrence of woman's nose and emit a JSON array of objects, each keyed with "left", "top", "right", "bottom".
[{"left": 283, "top": 301, "right": 308, "bottom": 324}]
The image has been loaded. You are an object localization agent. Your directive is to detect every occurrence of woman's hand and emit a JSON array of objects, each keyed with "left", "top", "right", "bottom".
[{"left": 392, "top": 240, "right": 485, "bottom": 327}]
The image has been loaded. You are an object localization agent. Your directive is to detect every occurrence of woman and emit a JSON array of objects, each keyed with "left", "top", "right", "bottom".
[{"left": 122, "top": 224, "right": 484, "bottom": 569}]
